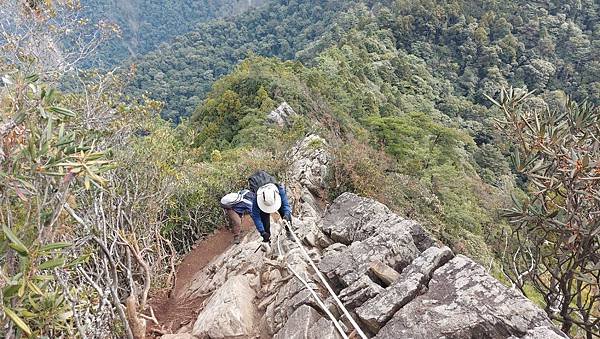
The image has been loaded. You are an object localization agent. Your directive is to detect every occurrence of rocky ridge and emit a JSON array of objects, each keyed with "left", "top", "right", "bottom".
[{"left": 166, "top": 135, "right": 566, "bottom": 339}]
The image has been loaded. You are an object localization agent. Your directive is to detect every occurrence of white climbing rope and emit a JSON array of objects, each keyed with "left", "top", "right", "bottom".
[
  {"left": 274, "top": 232, "right": 348, "bottom": 337},
  {"left": 284, "top": 261, "right": 349, "bottom": 339},
  {"left": 279, "top": 219, "right": 368, "bottom": 339}
]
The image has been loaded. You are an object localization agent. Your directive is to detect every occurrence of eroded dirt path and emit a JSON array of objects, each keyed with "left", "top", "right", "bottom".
[{"left": 149, "top": 218, "right": 254, "bottom": 336}]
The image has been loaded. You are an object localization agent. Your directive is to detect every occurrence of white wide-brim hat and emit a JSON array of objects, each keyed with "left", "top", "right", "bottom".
[{"left": 257, "top": 183, "right": 281, "bottom": 214}]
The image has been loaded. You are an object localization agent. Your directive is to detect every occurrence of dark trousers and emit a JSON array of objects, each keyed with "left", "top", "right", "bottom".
[
  {"left": 260, "top": 205, "right": 286, "bottom": 235},
  {"left": 224, "top": 208, "right": 242, "bottom": 236}
]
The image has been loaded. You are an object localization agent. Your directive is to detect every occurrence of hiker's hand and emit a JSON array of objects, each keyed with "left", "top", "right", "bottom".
[
  {"left": 284, "top": 212, "right": 292, "bottom": 222},
  {"left": 261, "top": 232, "right": 270, "bottom": 242}
]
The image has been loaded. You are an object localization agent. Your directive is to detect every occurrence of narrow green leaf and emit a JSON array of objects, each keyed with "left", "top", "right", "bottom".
[
  {"left": 65, "top": 254, "right": 90, "bottom": 268},
  {"left": 25, "top": 74, "right": 39, "bottom": 83},
  {"left": 484, "top": 93, "right": 501, "bottom": 108},
  {"left": 3, "top": 284, "right": 20, "bottom": 299},
  {"left": 39, "top": 242, "right": 71, "bottom": 252},
  {"left": 2, "top": 225, "right": 29, "bottom": 256},
  {"left": 48, "top": 106, "right": 76, "bottom": 118},
  {"left": 9, "top": 243, "right": 29, "bottom": 256},
  {"left": 27, "top": 281, "right": 43, "bottom": 295},
  {"left": 38, "top": 258, "right": 65, "bottom": 270},
  {"left": 4, "top": 308, "right": 32, "bottom": 337}
]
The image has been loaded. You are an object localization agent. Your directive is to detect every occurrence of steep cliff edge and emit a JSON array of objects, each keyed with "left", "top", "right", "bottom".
[{"left": 164, "top": 135, "right": 565, "bottom": 339}]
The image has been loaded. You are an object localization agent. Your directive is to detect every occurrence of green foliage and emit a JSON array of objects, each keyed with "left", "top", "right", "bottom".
[
  {"left": 130, "top": 0, "right": 599, "bottom": 124},
  {"left": 82, "top": 0, "right": 266, "bottom": 66},
  {"left": 365, "top": 112, "right": 474, "bottom": 174},
  {"left": 128, "top": 0, "right": 356, "bottom": 120},
  {"left": 2, "top": 226, "right": 80, "bottom": 337},
  {"left": 0, "top": 71, "right": 107, "bottom": 337},
  {"left": 191, "top": 57, "right": 322, "bottom": 157},
  {"left": 490, "top": 88, "right": 600, "bottom": 337}
]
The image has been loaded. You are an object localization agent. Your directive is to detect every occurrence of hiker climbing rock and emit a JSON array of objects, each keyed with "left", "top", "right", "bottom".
[
  {"left": 248, "top": 170, "right": 293, "bottom": 243},
  {"left": 220, "top": 189, "right": 255, "bottom": 244}
]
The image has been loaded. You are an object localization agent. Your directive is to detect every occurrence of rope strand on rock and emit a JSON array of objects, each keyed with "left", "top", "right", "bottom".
[
  {"left": 281, "top": 219, "right": 368, "bottom": 339},
  {"left": 284, "top": 260, "right": 349, "bottom": 339}
]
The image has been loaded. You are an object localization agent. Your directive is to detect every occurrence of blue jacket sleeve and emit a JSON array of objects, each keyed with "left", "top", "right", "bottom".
[
  {"left": 251, "top": 196, "right": 265, "bottom": 234},
  {"left": 278, "top": 185, "right": 292, "bottom": 217}
]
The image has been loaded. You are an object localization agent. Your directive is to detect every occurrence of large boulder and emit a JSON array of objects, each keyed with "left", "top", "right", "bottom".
[
  {"left": 356, "top": 246, "right": 454, "bottom": 333},
  {"left": 321, "top": 193, "right": 392, "bottom": 245},
  {"left": 191, "top": 275, "right": 257, "bottom": 338},
  {"left": 318, "top": 194, "right": 426, "bottom": 288},
  {"left": 320, "top": 193, "right": 435, "bottom": 250},
  {"left": 373, "top": 255, "right": 567, "bottom": 339}
]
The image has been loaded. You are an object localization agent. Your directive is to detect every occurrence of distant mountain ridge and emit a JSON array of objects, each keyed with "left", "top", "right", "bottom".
[
  {"left": 82, "top": 0, "right": 266, "bottom": 67},
  {"left": 126, "top": 0, "right": 356, "bottom": 121}
]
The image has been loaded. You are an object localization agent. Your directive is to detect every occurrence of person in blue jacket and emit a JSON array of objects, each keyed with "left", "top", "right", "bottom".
[
  {"left": 251, "top": 181, "right": 292, "bottom": 243},
  {"left": 220, "top": 189, "right": 256, "bottom": 244}
]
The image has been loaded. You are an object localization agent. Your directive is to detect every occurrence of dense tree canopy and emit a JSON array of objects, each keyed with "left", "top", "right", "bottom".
[
  {"left": 81, "top": 0, "right": 266, "bottom": 66},
  {"left": 129, "top": 0, "right": 599, "bottom": 121}
]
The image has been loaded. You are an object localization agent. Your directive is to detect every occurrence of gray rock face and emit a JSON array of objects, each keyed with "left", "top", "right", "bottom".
[
  {"left": 374, "top": 255, "right": 567, "bottom": 339},
  {"left": 399, "top": 245, "right": 454, "bottom": 279},
  {"left": 318, "top": 223, "right": 420, "bottom": 287},
  {"left": 357, "top": 271, "right": 425, "bottom": 333},
  {"left": 511, "top": 327, "right": 569, "bottom": 339},
  {"left": 273, "top": 305, "right": 321, "bottom": 339},
  {"left": 267, "top": 102, "right": 297, "bottom": 127},
  {"left": 321, "top": 193, "right": 393, "bottom": 244},
  {"left": 308, "top": 318, "right": 343, "bottom": 339},
  {"left": 356, "top": 246, "right": 454, "bottom": 332},
  {"left": 191, "top": 275, "right": 257, "bottom": 338},
  {"left": 339, "top": 275, "right": 384, "bottom": 309},
  {"left": 318, "top": 193, "right": 426, "bottom": 288}
]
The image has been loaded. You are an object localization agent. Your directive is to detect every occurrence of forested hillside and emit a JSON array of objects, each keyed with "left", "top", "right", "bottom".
[
  {"left": 82, "top": 0, "right": 266, "bottom": 66},
  {"left": 128, "top": 0, "right": 357, "bottom": 120},
  {"left": 130, "top": 0, "right": 599, "bottom": 121}
]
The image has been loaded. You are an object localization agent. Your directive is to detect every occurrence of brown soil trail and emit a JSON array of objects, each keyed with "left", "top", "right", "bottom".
[{"left": 148, "top": 218, "right": 255, "bottom": 337}]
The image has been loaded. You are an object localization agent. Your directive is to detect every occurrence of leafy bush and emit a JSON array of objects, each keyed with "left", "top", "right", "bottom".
[
  {"left": 0, "top": 71, "right": 110, "bottom": 337},
  {"left": 489, "top": 88, "right": 600, "bottom": 337}
]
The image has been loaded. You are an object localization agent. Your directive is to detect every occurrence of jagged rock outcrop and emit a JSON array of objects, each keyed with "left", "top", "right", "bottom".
[
  {"left": 373, "top": 255, "right": 566, "bottom": 339},
  {"left": 267, "top": 102, "right": 297, "bottom": 127},
  {"left": 165, "top": 135, "right": 566, "bottom": 339}
]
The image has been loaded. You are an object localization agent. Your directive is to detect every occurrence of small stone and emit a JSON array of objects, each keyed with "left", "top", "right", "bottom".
[{"left": 369, "top": 260, "right": 400, "bottom": 286}]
